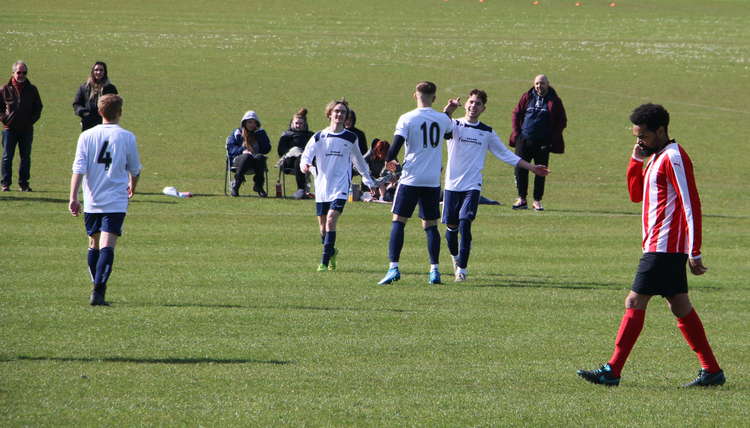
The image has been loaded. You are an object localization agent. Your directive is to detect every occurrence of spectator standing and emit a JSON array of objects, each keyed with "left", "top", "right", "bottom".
[
  {"left": 72, "top": 61, "right": 118, "bottom": 131},
  {"left": 226, "top": 111, "right": 271, "bottom": 197},
  {"left": 509, "top": 74, "right": 566, "bottom": 211},
  {"left": 1, "top": 60, "right": 43, "bottom": 192}
]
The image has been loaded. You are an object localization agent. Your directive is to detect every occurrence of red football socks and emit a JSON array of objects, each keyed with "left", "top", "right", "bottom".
[
  {"left": 608, "top": 308, "right": 646, "bottom": 377},
  {"left": 677, "top": 308, "right": 721, "bottom": 373}
]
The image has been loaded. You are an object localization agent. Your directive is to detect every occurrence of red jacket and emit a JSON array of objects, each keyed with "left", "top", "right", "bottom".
[
  {"left": 1, "top": 78, "right": 43, "bottom": 131},
  {"left": 509, "top": 87, "right": 567, "bottom": 154}
]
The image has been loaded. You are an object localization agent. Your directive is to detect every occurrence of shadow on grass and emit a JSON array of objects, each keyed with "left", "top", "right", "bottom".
[
  {"left": 11, "top": 355, "right": 291, "bottom": 365},
  {"left": 547, "top": 207, "right": 749, "bottom": 220},
  {"left": 137, "top": 192, "right": 265, "bottom": 198},
  {"left": 0, "top": 194, "right": 179, "bottom": 205},
  {"left": 346, "top": 269, "right": 624, "bottom": 290},
  {"left": 158, "top": 303, "right": 414, "bottom": 313},
  {"left": 473, "top": 276, "right": 723, "bottom": 291},
  {"left": 0, "top": 195, "right": 67, "bottom": 204}
]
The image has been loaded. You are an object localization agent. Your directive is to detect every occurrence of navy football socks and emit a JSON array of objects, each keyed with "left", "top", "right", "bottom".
[
  {"left": 458, "top": 219, "right": 472, "bottom": 269},
  {"left": 424, "top": 225, "right": 441, "bottom": 265},
  {"left": 87, "top": 248, "right": 100, "bottom": 283},
  {"left": 388, "top": 221, "right": 405, "bottom": 263},
  {"left": 445, "top": 226, "right": 458, "bottom": 257},
  {"left": 95, "top": 247, "right": 115, "bottom": 287},
  {"left": 322, "top": 231, "right": 337, "bottom": 265}
]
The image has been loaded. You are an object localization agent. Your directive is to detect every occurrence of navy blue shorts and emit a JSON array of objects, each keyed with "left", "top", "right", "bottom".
[
  {"left": 391, "top": 184, "right": 441, "bottom": 220},
  {"left": 84, "top": 212, "right": 127, "bottom": 236},
  {"left": 631, "top": 252, "right": 689, "bottom": 297},
  {"left": 316, "top": 199, "right": 347, "bottom": 216},
  {"left": 442, "top": 189, "right": 480, "bottom": 225}
]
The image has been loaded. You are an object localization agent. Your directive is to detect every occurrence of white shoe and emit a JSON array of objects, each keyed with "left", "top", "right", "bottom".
[
  {"left": 454, "top": 271, "right": 466, "bottom": 282},
  {"left": 293, "top": 189, "right": 305, "bottom": 199}
]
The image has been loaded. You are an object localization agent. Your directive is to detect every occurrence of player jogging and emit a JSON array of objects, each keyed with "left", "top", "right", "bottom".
[
  {"left": 577, "top": 103, "right": 725, "bottom": 387},
  {"left": 377, "top": 81, "right": 453, "bottom": 285},
  {"left": 69, "top": 94, "right": 142, "bottom": 306},
  {"left": 301, "top": 99, "right": 376, "bottom": 272},
  {"left": 442, "top": 89, "right": 549, "bottom": 282}
]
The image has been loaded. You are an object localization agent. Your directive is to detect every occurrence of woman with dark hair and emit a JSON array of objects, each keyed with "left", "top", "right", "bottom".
[
  {"left": 72, "top": 61, "right": 118, "bottom": 131},
  {"left": 277, "top": 108, "right": 314, "bottom": 199}
]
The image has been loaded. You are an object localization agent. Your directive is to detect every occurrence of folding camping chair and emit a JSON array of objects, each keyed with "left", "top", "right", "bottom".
[{"left": 224, "top": 151, "right": 269, "bottom": 196}]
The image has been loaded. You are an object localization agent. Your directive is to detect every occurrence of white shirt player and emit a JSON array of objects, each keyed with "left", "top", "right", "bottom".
[
  {"left": 445, "top": 119, "right": 521, "bottom": 192},
  {"left": 301, "top": 129, "right": 375, "bottom": 203},
  {"left": 72, "top": 124, "right": 142, "bottom": 213},
  {"left": 394, "top": 107, "right": 453, "bottom": 187}
]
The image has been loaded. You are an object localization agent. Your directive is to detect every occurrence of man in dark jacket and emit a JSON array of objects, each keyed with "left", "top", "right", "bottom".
[
  {"left": 508, "top": 74, "right": 566, "bottom": 211},
  {"left": 1, "top": 61, "right": 43, "bottom": 192}
]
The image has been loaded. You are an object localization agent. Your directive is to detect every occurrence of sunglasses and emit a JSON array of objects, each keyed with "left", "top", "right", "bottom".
[{"left": 15, "top": 70, "right": 28, "bottom": 75}]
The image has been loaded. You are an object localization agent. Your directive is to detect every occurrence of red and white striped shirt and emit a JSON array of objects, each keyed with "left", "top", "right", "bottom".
[{"left": 627, "top": 141, "right": 702, "bottom": 257}]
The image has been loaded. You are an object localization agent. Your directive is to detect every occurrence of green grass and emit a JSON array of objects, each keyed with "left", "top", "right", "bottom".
[{"left": 2, "top": 0, "right": 749, "bottom": 426}]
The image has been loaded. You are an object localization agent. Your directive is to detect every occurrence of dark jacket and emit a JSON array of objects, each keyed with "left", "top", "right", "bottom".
[
  {"left": 72, "top": 82, "right": 118, "bottom": 130},
  {"left": 226, "top": 111, "right": 272, "bottom": 160},
  {"left": 226, "top": 129, "right": 271, "bottom": 160},
  {"left": 278, "top": 118, "right": 313, "bottom": 158},
  {"left": 345, "top": 110, "right": 368, "bottom": 155},
  {"left": 509, "top": 86, "right": 567, "bottom": 154},
  {"left": 1, "top": 78, "right": 43, "bottom": 131}
]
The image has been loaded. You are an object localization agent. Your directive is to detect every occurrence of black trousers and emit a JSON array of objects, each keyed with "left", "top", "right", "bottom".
[
  {"left": 2, "top": 128, "right": 33, "bottom": 187},
  {"left": 282, "top": 156, "right": 307, "bottom": 190},
  {"left": 514, "top": 136, "right": 550, "bottom": 201},
  {"left": 233, "top": 154, "right": 266, "bottom": 188}
]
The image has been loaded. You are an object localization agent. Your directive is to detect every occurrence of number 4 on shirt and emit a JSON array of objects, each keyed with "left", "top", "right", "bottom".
[{"left": 97, "top": 140, "right": 112, "bottom": 171}]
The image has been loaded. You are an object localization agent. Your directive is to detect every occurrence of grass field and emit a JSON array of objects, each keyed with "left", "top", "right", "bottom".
[{"left": 2, "top": 0, "right": 749, "bottom": 426}]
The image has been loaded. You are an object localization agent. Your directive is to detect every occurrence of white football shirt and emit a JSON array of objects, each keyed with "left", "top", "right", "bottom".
[
  {"left": 394, "top": 107, "right": 453, "bottom": 187},
  {"left": 445, "top": 119, "right": 520, "bottom": 192},
  {"left": 72, "top": 124, "right": 142, "bottom": 213},
  {"left": 301, "top": 129, "right": 375, "bottom": 203}
]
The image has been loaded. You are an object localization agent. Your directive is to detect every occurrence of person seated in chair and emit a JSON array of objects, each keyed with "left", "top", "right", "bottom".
[
  {"left": 227, "top": 110, "right": 271, "bottom": 197},
  {"left": 345, "top": 109, "right": 368, "bottom": 156},
  {"left": 277, "top": 108, "right": 313, "bottom": 199},
  {"left": 364, "top": 138, "right": 391, "bottom": 200}
]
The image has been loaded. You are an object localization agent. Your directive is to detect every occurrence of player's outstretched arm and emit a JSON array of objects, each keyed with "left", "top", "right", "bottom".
[
  {"left": 531, "top": 164, "right": 550, "bottom": 176},
  {"left": 517, "top": 159, "right": 550, "bottom": 176}
]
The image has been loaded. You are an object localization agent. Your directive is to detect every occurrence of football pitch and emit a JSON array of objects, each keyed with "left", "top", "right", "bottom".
[{"left": 1, "top": 0, "right": 749, "bottom": 425}]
